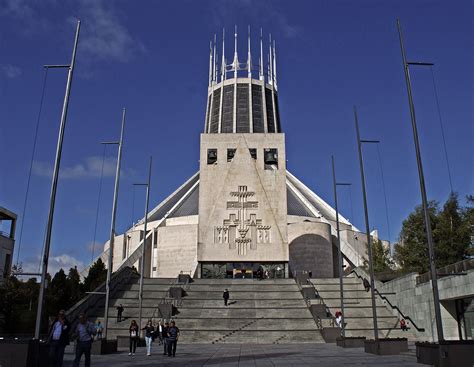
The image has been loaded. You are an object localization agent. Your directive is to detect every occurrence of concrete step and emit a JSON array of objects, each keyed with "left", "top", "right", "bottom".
[
  {"left": 312, "top": 284, "right": 366, "bottom": 291},
  {"left": 177, "top": 308, "right": 311, "bottom": 319},
  {"left": 191, "top": 279, "right": 297, "bottom": 285},
  {"left": 185, "top": 284, "right": 299, "bottom": 292},
  {"left": 121, "top": 284, "right": 176, "bottom": 291},
  {"left": 184, "top": 291, "right": 302, "bottom": 300},
  {"left": 180, "top": 299, "right": 308, "bottom": 308},
  {"left": 343, "top": 328, "right": 416, "bottom": 340},
  {"left": 173, "top": 318, "right": 318, "bottom": 331}
]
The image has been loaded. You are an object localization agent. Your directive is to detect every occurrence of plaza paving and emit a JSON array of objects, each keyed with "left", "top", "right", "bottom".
[{"left": 63, "top": 343, "right": 420, "bottom": 366}]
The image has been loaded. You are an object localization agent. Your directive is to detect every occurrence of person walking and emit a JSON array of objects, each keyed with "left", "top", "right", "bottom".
[
  {"left": 141, "top": 320, "right": 155, "bottom": 356},
  {"left": 95, "top": 320, "right": 103, "bottom": 340},
  {"left": 47, "top": 310, "right": 70, "bottom": 367},
  {"left": 363, "top": 278, "right": 370, "bottom": 292},
  {"left": 116, "top": 304, "right": 124, "bottom": 322},
  {"left": 72, "top": 313, "right": 96, "bottom": 367},
  {"left": 158, "top": 321, "right": 164, "bottom": 345},
  {"left": 400, "top": 319, "right": 409, "bottom": 331},
  {"left": 166, "top": 321, "right": 180, "bottom": 357},
  {"left": 162, "top": 322, "right": 169, "bottom": 355},
  {"left": 335, "top": 311, "right": 343, "bottom": 329},
  {"left": 223, "top": 289, "right": 230, "bottom": 306},
  {"left": 129, "top": 320, "right": 139, "bottom": 356}
]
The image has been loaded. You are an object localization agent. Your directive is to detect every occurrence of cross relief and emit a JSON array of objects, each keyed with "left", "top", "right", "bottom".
[{"left": 215, "top": 185, "right": 271, "bottom": 255}]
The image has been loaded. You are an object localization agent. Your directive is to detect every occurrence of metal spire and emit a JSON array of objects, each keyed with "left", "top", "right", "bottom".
[
  {"left": 208, "top": 40, "right": 213, "bottom": 87},
  {"left": 259, "top": 28, "right": 264, "bottom": 81},
  {"left": 221, "top": 28, "right": 226, "bottom": 81},
  {"left": 268, "top": 33, "right": 273, "bottom": 85},
  {"left": 247, "top": 25, "right": 252, "bottom": 78},
  {"left": 233, "top": 25, "right": 238, "bottom": 78},
  {"left": 273, "top": 39, "right": 277, "bottom": 90},
  {"left": 213, "top": 34, "right": 217, "bottom": 84}
]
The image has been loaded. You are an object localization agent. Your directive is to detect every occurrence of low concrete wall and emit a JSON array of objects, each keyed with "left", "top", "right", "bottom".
[{"left": 376, "top": 269, "right": 474, "bottom": 342}]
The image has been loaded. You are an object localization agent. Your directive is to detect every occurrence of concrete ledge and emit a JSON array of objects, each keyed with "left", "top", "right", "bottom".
[
  {"left": 321, "top": 327, "right": 341, "bottom": 343},
  {"left": 169, "top": 287, "right": 184, "bottom": 298},
  {"left": 364, "top": 338, "right": 408, "bottom": 355},
  {"left": 416, "top": 341, "right": 474, "bottom": 367},
  {"left": 336, "top": 336, "right": 366, "bottom": 348},
  {"left": 302, "top": 287, "right": 317, "bottom": 299},
  {"left": 309, "top": 304, "right": 328, "bottom": 318},
  {"left": 91, "top": 339, "right": 118, "bottom": 355},
  {"left": 0, "top": 338, "right": 49, "bottom": 367},
  {"left": 178, "top": 274, "right": 192, "bottom": 283}
]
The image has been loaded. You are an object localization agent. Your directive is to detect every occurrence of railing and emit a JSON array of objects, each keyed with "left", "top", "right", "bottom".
[
  {"left": 416, "top": 259, "right": 474, "bottom": 285},
  {"left": 65, "top": 266, "right": 138, "bottom": 337},
  {"left": 351, "top": 269, "right": 425, "bottom": 332},
  {"left": 151, "top": 272, "right": 190, "bottom": 322}
]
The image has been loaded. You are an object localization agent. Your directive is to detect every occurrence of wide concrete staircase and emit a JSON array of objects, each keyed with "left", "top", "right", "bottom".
[
  {"left": 175, "top": 279, "right": 324, "bottom": 344},
  {"left": 94, "top": 277, "right": 324, "bottom": 344},
  {"left": 310, "top": 274, "right": 417, "bottom": 340}
]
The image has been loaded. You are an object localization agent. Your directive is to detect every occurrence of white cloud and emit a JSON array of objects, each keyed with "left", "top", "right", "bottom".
[
  {"left": 1, "top": 64, "right": 22, "bottom": 78},
  {"left": 18, "top": 253, "right": 85, "bottom": 278},
  {"left": 76, "top": 0, "right": 146, "bottom": 63},
  {"left": 33, "top": 155, "right": 118, "bottom": 179}
]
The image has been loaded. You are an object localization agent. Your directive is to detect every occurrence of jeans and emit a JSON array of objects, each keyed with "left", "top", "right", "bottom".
[
  {"left": 167, "top": 339, "right": 177, "bottom": 356},
  {"left": 145, "top": 336, "right": 153, "bottom": 354},
  {"left": 129, "top": 337, "right": 138, "bottom": 353},
  {"left": 73, "top": 340, "right": 92, "bottom": 367},
  {"left": 49, "top": 340, "right": 66, "bottom": 367},
  {"left": 163, "top": 338, "right": 168, "bottom": 354}
]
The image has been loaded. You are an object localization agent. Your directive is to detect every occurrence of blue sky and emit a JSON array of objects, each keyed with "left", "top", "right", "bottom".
[{"left": 1, "top": 0, "right": 472, "bottom": 274}]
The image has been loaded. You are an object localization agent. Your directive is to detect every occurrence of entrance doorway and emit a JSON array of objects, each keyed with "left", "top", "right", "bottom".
[{"left": 233, "top": 268, "right": 253, "bottom": 279}]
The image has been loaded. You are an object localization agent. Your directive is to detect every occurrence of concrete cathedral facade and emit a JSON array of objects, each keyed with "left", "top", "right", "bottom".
[{"left": 91, "top": 30, "right": 385, "bottom": 280}]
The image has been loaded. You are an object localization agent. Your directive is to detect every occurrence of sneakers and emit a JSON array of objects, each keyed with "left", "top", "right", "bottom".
[
  {"left": 147, "top": 353, "right": 151, "bottom": 356},
  {"left": 128, "top": 353, "right": 131, "bottom": 356}
]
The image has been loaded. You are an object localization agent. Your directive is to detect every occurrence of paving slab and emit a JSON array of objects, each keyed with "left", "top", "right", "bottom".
[{"left": 63, "top": 342, "right": 420, "bottom": 366}]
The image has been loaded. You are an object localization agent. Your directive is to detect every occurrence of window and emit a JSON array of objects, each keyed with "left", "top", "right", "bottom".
[
  {"left": 152, "top": 266, "right": 157, "bottom": 272},
  {"left": 249, "top": 149, "right": 257, "bottom": 160},
  {"left": 227, "top": 149, "right": 236, "bottom": 162},
  {"left": 153, "top": 230, "right": 158, "bottom": 248},
  {"left": 207, "top": 149, "right": 217, "bottom": 164},
  {"left": 264, "top": 148, "right": 278, "bottom": 169}
]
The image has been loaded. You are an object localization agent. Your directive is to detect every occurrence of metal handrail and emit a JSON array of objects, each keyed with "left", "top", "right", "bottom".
[
  {"left": 351, "top": 269, "right": 425, "bottom": 332},
  {"left": 416, "top": 259, "right": 474, "bottom": 285}
]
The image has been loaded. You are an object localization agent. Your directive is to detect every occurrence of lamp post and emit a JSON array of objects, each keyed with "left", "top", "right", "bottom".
[
  {"left": 34, "top": 20, "right": 81, "bottom": 339},
  {"left": 396, "top": 19, "right": 444, "bottom": 343},
  {"left": 135, "top": 156, "right": 153, "bottom": 331},
  {"left": 103, "top": 108, "right": 126, "bottom": 339},
  {"left": 353, "top": 106, "right": 380, "bottom": 341},
  {"left": 331, "top": 156, "right": 351, "bottom": 338}
]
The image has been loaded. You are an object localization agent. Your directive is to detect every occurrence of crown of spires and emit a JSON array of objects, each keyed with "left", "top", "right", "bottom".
[{"left": 208, "top": 26, "right": 277, "bottom": 89}]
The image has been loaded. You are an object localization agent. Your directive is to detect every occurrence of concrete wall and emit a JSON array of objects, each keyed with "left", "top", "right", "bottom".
[
  {"left": 377, "top": 269, "right": 474, "bottom": 342},
  {"left": 156, "top": 224, "right": 198, "bottom": 278},
  {"left": 198, "top": 133, "right": 288, "bottom": 263},
  {"left": 288, "top": 221, "right": 333, "bottom": 277}
]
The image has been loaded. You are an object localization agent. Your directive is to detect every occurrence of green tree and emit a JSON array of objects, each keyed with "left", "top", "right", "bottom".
[
  {"left": 434, "top": 193, "right": 471, "bottom": 267},
  {"left": 67, "top": 266, "right": 83, "bottom": 306},
  {"left": 394, "top": 201, "right": 438, "bottom": 273},
  {"left": 83, "top": 258, "right": 107, "bottom": 292},
  {"left": 395, "top": 194, "right": 471, "bottom": 273}
]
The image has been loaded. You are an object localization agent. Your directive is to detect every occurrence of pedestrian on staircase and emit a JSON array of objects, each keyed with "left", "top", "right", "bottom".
[
  {"left": 363, "top": 278, "right": 370, "bottom": 292},
  {"left": 162, "top": 322, "right": 169, "bottom": 355},
  {"left": 128, "top": 320, "right": 139, "bottom": 356},
  {"left": 166, "top": 321, "right": 180, "bottom": 357},
  {"left": 223, "top": 289, "right": 230, "bottom": 306},
  {"left": 117, "top": 304, "right": 124, "bottom": 322},
  {"left": 141, "top": 320, "right": 155, "bottom": 356}
]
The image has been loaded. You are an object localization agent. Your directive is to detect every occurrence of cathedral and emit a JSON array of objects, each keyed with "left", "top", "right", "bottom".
[{"left": 95, "top": 29, "right": 379, "bottom": 280}]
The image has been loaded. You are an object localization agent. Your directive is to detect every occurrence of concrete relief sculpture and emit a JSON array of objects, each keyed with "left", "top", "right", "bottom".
[{"left": 214, "top": 185, "right": 271, "bottom": 255}]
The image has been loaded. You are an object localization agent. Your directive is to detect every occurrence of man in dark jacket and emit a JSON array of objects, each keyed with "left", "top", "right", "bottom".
[
  {"left": 223, "top": 289, "right": 230, "bottom": 306},
  {"left": 48, "top": 310, "right": 70, "bottom": 367},
  {"left": 167, "top": 321, "right": 180, "bottom": 357},
  {"left": 116, "top": 304, "right": 124, "bottom": 322}
]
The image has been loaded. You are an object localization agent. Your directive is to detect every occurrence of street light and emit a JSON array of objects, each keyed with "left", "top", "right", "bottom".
[
  {"left": 331, "top": 156, "right": 351, "bottom": 338},
  {"left": 353, "top": 106, "right": 380, "bottom": 341}
]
